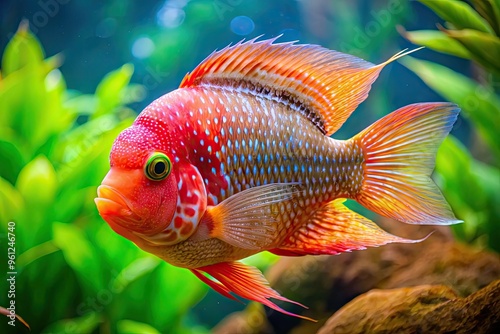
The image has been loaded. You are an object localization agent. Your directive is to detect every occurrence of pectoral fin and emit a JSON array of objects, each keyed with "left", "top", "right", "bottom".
[
  {"left": 192, "top": 261, "right": 314, "bottom": 321},
  {"left": 204, "top": 183, "right": 300, "bottom": 250}
]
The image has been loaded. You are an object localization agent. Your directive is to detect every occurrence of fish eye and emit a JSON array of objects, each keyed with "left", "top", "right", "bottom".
[{"left": 145, "top": 152, "right": 172, "bottom": 181}]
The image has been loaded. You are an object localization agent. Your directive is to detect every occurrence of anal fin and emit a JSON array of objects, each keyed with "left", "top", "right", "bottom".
[{"left": 272, "top": 199, "right": 424, "bottom": 256}]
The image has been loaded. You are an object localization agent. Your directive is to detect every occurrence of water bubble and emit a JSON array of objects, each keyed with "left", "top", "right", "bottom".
[
  {"left": 230, "top": 16, "right": 255, "bottom": 36},
  {"left": 132, "top": 37, "right": 155, "bottom": 59},
  {"left": 157, "top": 0, "right": 187, "bottom": 28}
]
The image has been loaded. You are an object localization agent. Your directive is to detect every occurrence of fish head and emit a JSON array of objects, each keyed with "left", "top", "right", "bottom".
[{"left": 95, "top": 124, "right": 178, "bottom": 236}]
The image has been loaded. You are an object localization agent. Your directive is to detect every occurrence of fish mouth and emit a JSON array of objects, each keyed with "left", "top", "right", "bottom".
[{"left": 95, "top": 185, "right": 142, "bottom": 229}]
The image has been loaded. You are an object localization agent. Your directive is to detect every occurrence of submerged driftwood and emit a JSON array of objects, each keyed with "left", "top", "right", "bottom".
[{"left": 213, "top": 222, "right": 500, "bottom": 334}]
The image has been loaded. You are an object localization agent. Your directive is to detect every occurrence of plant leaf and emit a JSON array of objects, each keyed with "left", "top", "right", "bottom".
[
  {"left": 17, "top": 240, "right": 59, "bottom": 268},
  {"left": 0, "top": 176, "right": 23, "bottom": 225},
  {"left": 1, "top": 21, "right": 44, "bottom": 77},
  {"left": 92, "top": 64, "right": 134, "bottom": 119},
  {"left": 16, "top": 155, "right": 57, "bottom": 208},
  {"left": 398, "top": 27, "right": 471, "bottom": 58},
  {"left": 472, "top": 158, "right": 500, "bottom": 250},
  {"left": 420, "top": 0, "right": 494, "bottom": 34},
  {"left": 52, "top": 222, "right": 104, "bottom": 293},
  {"left": 117, "top": 320, "right": 162, "bottom": 334},
  {"left": 0, "top": 130, "right": 25, "bottom": 184},
  {"left": 436, "top": 136, "right": 500, "bottom": 251},
  {"left": 443, "top": 28, "right": 500, "bottom": 74},
  {"left": 41, "top": 312, "right": 101, "bottom": 334},
  {"left": 0, "top": 52, "right": 64, "bottom": 152},
  {"left": 401, "top": 56, "right": 500, "bottom": 163},
  {"left": 471, "top": 0, "right": 500, "bottom": 36},
  {"left": 110, "top": 255, "right": 161, "bottom": 294}
]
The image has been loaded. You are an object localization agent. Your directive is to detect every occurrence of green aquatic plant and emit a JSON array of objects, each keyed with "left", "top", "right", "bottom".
[
  {"left": 400, "top": 0, "right": 500, "bottom": 251},
  {"left": 0, "top": 23, "right": 208, "bottom": 333}
]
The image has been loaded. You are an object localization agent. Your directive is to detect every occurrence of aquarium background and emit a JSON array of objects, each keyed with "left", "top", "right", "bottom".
[{"left": 0, "top": 0, "right": 498, "bottom": 333}]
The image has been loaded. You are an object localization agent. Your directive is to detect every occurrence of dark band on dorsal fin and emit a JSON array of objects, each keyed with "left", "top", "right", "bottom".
[
  {"left": 204, "top": 76, "right": 328, "bottom": 133},
  {"left": 181, "top": 37, "right": 420, "bottom": 136}
]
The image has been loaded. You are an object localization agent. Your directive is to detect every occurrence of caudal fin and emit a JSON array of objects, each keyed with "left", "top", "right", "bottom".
[{"left": 353, "top": 103, "right": 461, "bottom": 225}]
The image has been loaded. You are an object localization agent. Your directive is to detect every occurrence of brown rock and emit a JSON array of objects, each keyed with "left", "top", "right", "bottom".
[{"left": 317, "top": 280, "right": 500, "bottom": 334}]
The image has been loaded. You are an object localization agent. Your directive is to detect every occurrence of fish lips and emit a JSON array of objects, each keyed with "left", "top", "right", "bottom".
[{"left": 95, "top": 185, "right": 143, "bottom": 230}]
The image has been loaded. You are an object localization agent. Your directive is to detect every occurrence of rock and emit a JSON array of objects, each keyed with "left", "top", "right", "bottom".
[{"left": 317, "top": 280, "right": 500, "bottom": 334}]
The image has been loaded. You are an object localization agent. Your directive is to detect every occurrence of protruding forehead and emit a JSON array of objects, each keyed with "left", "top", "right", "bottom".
[{"left": 110, "top": 124, "right": 166, "bottom": 169}]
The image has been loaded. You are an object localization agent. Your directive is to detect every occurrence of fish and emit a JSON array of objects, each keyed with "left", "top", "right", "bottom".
[{"left": 94, "top": 37, "right": 461, "bottom": 320}]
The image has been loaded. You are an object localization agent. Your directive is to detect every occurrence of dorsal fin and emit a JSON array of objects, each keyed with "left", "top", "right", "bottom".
[{"left": 180, "top": 37, "right": 419, "bottom": 136}]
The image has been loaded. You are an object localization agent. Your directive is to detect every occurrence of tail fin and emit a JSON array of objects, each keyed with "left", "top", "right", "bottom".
[{"left": 353, "top": 103, "right": 461, "bottom": 225}]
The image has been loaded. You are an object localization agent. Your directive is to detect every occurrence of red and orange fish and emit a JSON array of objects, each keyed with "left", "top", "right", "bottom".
[{"left": 95, "top": 37, "right": 461, "bottom": 319}]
